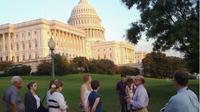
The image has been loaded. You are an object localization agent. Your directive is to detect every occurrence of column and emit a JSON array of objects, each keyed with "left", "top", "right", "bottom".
[
  {"left": 69, "top": 33, "right": 71, "bottom": 51},
  {"left": 97, "top": 30, "right": 99, "bottom": 38},
  {"left": 90, "top": 29, "right": 93, "bottom": 38},
  {"left": 72, "top": 34, "right": 74, "bottom": 52},
  {"left": 2, "top": 33, "right": 5, "bottom": 53},
  {"left": 8, "top": 33, "right": 11, "bottom": 61},
  {"left": 78, "top": 37, "right": 81, "bottom": 53}
]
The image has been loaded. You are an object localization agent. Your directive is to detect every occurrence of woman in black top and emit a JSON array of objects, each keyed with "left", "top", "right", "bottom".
[{"left": 24, "top": 82, "right": 40, "bottom": 112}]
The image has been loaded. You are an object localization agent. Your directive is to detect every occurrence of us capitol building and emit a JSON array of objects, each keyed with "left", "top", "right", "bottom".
[{"left": 0, "top": 0, "right": 135, "bottom": 70}]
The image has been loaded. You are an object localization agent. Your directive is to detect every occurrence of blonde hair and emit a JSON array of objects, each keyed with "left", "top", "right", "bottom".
[{"left": 83, "top": 74, "right": 91, "bottom": 83}]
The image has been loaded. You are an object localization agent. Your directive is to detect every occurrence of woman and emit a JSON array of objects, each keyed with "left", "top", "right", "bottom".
[
  {"left": 47, "top": 79, "right": 68, "bottom": 112},
  {"left": 47, "top": 79, "right": 56, "bottom": 102},
  {"left": 80, "top": 74, "right": 92, "bottom": 112},
  {"left": 88, "top": 80, "right": 102, "bottom": 112},
  {"left": 24, "top": 82, "right": 40, "bottom": 112},
  {"left": 125, "top": 78, "right": 134, "bottom": 112}
]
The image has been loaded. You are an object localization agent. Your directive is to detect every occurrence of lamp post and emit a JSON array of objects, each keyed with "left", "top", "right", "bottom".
[{"left": 48, "top": 37, "right": 56, "bottom": 80}]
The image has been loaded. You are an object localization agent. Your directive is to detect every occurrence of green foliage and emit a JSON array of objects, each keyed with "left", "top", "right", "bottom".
[
  {"left": 88, "top": 59, "right": 117, "bottom": 75},
  {"left": 7, "top": 65, "right": 31, "bottom": 76},
  {"left": 72, "top": 57, "right": 89, "bottom": 73},
  {"left": 122, "top": 0, "right": 199, "bottom": 73},
  {"left": 36, "top": 55, "right": 117, "bottom": 75},
  {"left": 119, "top": 66, "right": 140, "bottom": 76},
  {"left": 0, "top": 61, "right": 13, "bottom": 71},
  {"left": 54, "top": 54, "right": 67, "bottom": 75},
  {"left": 36, "top": 61, "right": 51, "bottom": 75},
  {"left": 142, "top": 52, "right": 186, "bottom": 78}
]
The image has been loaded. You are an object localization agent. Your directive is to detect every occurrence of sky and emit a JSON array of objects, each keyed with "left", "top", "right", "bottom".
[{"left": 0, "top": 0, "right": 183, "bottom": 57}]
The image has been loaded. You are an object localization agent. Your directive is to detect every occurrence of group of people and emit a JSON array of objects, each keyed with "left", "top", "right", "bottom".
[
  {"left": 2, "top": 76, "right": 69, "bottom": 112},
  {"left": 116, "top": 70, "right": 199, "bottom": 112},
  {"left": 116, "top": 74, "right": 149, "bottom": 112},
  {"left": 1, "top": 70, "right": 199, "bottom": 112},
  {"left": 2, "top": 74, "right": 102, "bottom": 112}
]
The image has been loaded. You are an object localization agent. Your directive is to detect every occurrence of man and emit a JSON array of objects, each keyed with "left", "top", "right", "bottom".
[
  {"left": 163, "top": 70, "right": 199, "bottom": 112},
  {"left": 116, "top": 74, "right": 127, "bottom": 112},
  {"left": 2, "top": 76, "right": 25, "bottom": 112},
  {"left": 128, "top": 75, "right": 149, "bottom": 112}
]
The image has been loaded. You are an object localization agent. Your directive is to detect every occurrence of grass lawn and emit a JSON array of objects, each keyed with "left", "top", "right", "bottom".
[{"left": 0, "top": 74, "right": 199, "bottom": 112}]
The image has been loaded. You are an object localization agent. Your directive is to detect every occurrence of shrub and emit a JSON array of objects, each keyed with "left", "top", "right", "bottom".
[
  {"left": 0, "top": 61, "right": 13, "bottom": 71},
  {"left": 72, "top": 57, "right": 89, "bottom": 73},
  {"left": 119, "top": 66, "right": 140, "bottom": 76},
  {"left": 65, "top": 62, "right": 79, "bottom": 74},
  {"left": 7, "top": 65, "right": 31, "bottom": 76},
  {"left": 89, "top": 59, "right": 117, "bottom": 75},
  {"left": 36, "top": 61, "right": 51, "bottom": 76}
]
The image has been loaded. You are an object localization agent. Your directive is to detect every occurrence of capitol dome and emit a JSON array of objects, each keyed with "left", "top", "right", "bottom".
[{"left": 68, "top": 0, "right": 105, "bottom": 42}]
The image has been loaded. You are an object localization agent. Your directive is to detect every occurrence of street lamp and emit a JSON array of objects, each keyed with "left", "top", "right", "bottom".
[{"left": 48, "top": 37, "right": 56, "bottom": 80}]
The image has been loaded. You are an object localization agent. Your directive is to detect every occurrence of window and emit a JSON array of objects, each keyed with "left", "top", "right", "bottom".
[
  {"left": 23, "top": 42, "right": 25, "bottom": 50},
  {"left": 28, "top": 32, "right": 31, "bottom": 36},
  {"left": 35, "top": 54, "right": 38, "bottom": 59},
  {"left": 6, "top": 56, "right": 8, "bottom": 61},
  {"left": 29, "top": 41, "right": 31, "bottom": 49},
  {"left": 29, "top": 54, "right": 31, "bottom": 59},
  {"left": 104, "top": 54, "right": 106, "bottom": 59},
  {"left": 35, "top": 31, "right": 37, "bottom": 35},
  {"left": 110, "top": 53, "right": 112, "bottom": 58},
  {"left": 17, "top": 56, "right": 19, "bottom": 62},
  {"left": 11, "top": 44, "right": 13, "bottom": 50},
  {"left": 35, "top": 40, "right": 38, "bottom": 48},
  {"left": 5, "top": 45, "right": 7, "bottom": 51},
  {"left": 23, "top": 55, "right": 25, "bottom": 60},
  {"left": 98, "top": 55, "right": 100, "bottom": 59},
  {"left": 12, "top": 56, "right": 15, "bottom": 62},
  {"left": 16, "top": 43, "right": 19, "bottom": 51}
]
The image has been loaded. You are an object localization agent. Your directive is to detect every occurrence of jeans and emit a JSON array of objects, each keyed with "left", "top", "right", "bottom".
[{"left": 119, "top": 97, "right": 127, "bottom": 112}]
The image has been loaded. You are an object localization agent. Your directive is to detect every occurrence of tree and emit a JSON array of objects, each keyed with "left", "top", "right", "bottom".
[
  {"left": 54, "top": 54, "right": 67, "bottom": 75},
  {"left": 142, "top": 52, "right": 186, "bottom": 78},
  {"left": 88, "top": 59, "right": 117, "bottom": 75},
  {"left": 37, "top": 61, "right": 51, "bottom": 75},
  {"left": 72, "top": 57, "right": 89, "bottom": 73},
  {"left": 119, "top": 66, "right": 140, "bottom": 76},
  {"left": 122, "top": 0, "right": 199, "bottom": 73}
]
